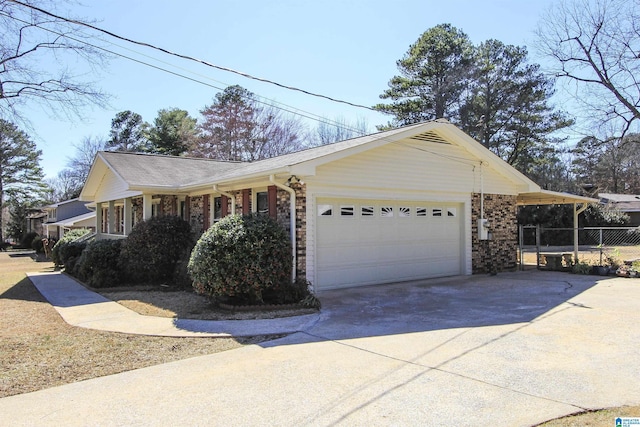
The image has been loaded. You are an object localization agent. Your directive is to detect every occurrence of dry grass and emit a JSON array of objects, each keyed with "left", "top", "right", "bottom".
[{"left": 0, "top": 251, "right": 273, "bottom": 398}]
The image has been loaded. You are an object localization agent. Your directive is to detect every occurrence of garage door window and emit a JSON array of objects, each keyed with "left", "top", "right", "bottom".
[
  {"left": 361, "top": 206, "right": 374, "bottom": 217},
  {"left": 381, "top": 206, "right": 393, "bottom": 217},
  {"left": 447, "top": 207, "right": 457, "bottom": 217},
  {"left": 416, "top": 207, "right": 427, "bottom": 217},
  {"left": 399, "top": 206, "right": 411, "bottom": 217},
  {"left": 318, "top": 204, "right": 333, "bottom": 216},
  {"left": 432, "top": 208, "right": 442, "bottom": 217},
  {"left": 340, "top": 205, "right": 354, "bottom": 216}
]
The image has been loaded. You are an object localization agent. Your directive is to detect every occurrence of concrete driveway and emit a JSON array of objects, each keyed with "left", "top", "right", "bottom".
[{"left": 2, "top": 270, "right": 639, "bottom": 426}]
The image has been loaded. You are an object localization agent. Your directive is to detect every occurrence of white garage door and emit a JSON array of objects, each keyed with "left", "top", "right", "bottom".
[{"left": 315, "top": 198, "right": 463, "bottom": 290}]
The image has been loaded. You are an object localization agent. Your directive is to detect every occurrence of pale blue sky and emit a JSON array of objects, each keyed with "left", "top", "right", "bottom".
[{"left": 28, "top": 0, "right": 560, "bottom": 178}]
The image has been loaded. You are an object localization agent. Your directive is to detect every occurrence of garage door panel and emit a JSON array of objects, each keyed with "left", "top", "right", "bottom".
[{"left": 316, "top": 198, "right": 463, "bottom": 290}]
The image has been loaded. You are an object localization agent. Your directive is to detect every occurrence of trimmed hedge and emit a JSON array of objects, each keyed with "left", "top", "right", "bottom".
[
  {"left": 188, "top": 213, "right": 292, "bottom": 304},
  {"left": 119, "top": 216, "right": 195, "bottom": 286},
  {"left": 76, "top": 239, "right": 122, "bottom": 288}
]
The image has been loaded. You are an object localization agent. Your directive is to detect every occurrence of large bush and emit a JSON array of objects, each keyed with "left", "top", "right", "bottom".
[
  {"left": 119, "top": 215, "right": 195, "bottom": 286},
  {"left": 76, "top": 239, "right": 122, "bottom": 288},
  {"left": 51, "top": 229, "right": 91, "bottom": 267},
  {"left": 19, "top": 231, "right": 38, "bottom": 249},
  {"left": 188, "top": 213, "right": 292, "bottom": 303}
]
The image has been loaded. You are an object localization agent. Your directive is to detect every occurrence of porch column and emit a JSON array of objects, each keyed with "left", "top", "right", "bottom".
[
  {"left": 124, "top": 197, "right": 132, "bottom": 235},
  {"left": 95, "top": 203, "right": 102, "bottom": 237},
  {"left": 108, "top": 201, "right": 115, "bottom": 234},
  {"left": 142, "top": 194, "right": 153, "bottom": 220}
]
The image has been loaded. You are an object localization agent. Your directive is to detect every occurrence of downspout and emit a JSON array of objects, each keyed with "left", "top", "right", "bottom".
[
  {"left": 270, "top": 174, "right": 296, "bottom": 283},
  {"left": 480, "top": 162, "right": 484, "bottom": 219},
  {"left": 213, "top": 185, "right": 236, "bottom": 214},
  {"left": 574, "top": 203, "right": 588, "bottom": 263}
]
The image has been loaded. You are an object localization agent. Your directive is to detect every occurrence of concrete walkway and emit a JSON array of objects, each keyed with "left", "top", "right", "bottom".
[
  {"left": 26, "top": 271, "right": 320, "bottom": 337},
  {"left": 3, "top": 271, "right": 640, "bottom": 426}
]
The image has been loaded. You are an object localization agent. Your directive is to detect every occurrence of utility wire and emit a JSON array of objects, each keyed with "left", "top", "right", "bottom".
[
  {"left": 8, "top": 0, "right": 377, "bottom": 112},
  {"left": 0, "top": 10, "right": 371, "bottom": 138},
  {"left": 4, "top": 3, "right": 480, "bottom": 167}
]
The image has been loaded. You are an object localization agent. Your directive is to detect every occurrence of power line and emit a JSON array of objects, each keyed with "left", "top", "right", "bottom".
[
  {"left": 8, "top": 0, "right": 377, "bottom": 112},
  {"left": 3, "top": 2, "right": 479, "bottom": 167},
  {"left": 0, "top": 10, "right": 371, "bottom": 138}
]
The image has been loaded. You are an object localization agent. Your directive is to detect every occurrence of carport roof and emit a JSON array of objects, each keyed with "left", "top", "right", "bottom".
[{"left": 516, "top": 190, "right": 597, "bottom": 206}]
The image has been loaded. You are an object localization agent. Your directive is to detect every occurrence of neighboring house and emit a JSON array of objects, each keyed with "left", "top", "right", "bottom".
[
  {"left": 25, "top": 209, "right": 47, "bottom": 237},
  {"left": 80, "top": 120, "right": 592, "bottom": 290},
  {"left": 43, "top": 198, "right": 96, "bottom": 239},
  {"left": 599, "top": 193, "right": 640, "bottom": 227}
]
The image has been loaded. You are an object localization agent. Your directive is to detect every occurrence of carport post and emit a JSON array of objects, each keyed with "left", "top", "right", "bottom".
[{"left": 573, "top": 203, "right": 588, "bottom": 264}]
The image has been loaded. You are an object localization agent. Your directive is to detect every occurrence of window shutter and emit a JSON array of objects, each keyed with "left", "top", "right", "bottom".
[
  {"left": 203, "top": 195, "right": 210, "bottom": 229},
  {"left": 242, "top": 189, "right": 251, "bottom": 214},
  {"left": 221, "top": 195, "right": 229, "bottom": 217}
]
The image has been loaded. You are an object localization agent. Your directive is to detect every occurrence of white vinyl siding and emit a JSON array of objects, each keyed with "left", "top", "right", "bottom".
[{"left": 313, "top": 141, "right": 518, "bottom": 196}]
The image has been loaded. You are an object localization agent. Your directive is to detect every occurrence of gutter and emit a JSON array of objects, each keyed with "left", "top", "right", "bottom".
[
  {"left": 213, "top": 185, "right": 236, "bottom": 214},
  {"left": 270, "top": 174, "right": 296, "bottom": 283}
]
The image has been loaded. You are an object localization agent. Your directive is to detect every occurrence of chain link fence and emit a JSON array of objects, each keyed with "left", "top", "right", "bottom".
[{"left": 519, "top": 226, "right": 640, "bottom": 270}]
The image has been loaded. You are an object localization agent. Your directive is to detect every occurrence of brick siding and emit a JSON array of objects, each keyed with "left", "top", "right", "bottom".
[{"left": 471, "top": 193, "right": 518, "bottom": 273}]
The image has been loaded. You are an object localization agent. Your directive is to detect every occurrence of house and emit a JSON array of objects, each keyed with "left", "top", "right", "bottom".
[
  {"left": 42, "top": 198, "right": 96, "bottom": 239},
  {"left": 80, "top": 120, "right": 593, "bottom": 290},
  {"left": 599, "top": 193, "right": 640, "bottom": 226},
  {"left": 25, "top": 208, "right": 47, "bottom": 237}
]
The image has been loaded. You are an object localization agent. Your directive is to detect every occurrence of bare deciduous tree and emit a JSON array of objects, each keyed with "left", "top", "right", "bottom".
[
  {"left": 313, "top": 116, "right": 370, "bottom": 146},
  {"left": 47, "top": 135, "right": 105, "bottom": 201},
  {"left": 194, "top": 85, "right": 305, "bottom": 161},
  {"left": 0, "top": 0, "right": 109, "bottom": 125},
  {"left": 536, "top": 0, "right": 640, "bottom": 135}
]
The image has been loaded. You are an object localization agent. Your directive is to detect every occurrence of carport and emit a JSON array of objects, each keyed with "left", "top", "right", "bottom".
[{"left": 517, "top": 189, "right": 598, "bottom": 268}]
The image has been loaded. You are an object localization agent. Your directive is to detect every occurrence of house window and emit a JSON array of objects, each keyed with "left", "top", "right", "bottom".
[
  {"left": 416, "top": 207, "right": 427, "bottom": 217},
  {"left": 447, "top": 207, "right": 457, "bottom": 217},
  {"left": 318, "top": 204, "right": 333, "bottom": 216},
  {"left": 432, "top": 208, "right": 442, "bottom": 217},
  {"left": 340, "top": 205, "right": 354, "bottom": 216},
  {"left": 399, "top": 207, "right": 411, "bottom": 217},
  {"left": 151, "top": 199, "right": 161, "bottom": 217},
  {"left": 256, "top": 191, "right": 268, "bottom": 215},
  {"left": 381, "top": 206, "right": 393, "bottom": 217},
  {"left": 213, "top": 197, "right": 222, "bottom": 221},
  {"left": 180, "top": 201, "right": 186, "bottom": 220},
  {"left": 361, "top": 206, "right": 374, "bottom": 217}
]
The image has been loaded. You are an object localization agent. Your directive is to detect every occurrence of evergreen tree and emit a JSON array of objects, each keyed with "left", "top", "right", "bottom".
[
  {"left": 374, "top": 24, "right": 473, "bottom": 127},
  {"left": 106, "top": 110, "right": 147, "bottom": 152},
  {"left": 0, "top": 120, "right": 44, "bottom": 242},
  {"left": 146, "top": 108, "right": 199, "bottom": 156}
]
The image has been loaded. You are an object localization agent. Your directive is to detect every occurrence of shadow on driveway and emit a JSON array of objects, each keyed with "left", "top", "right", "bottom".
[{"left": 263, "top": 270, "right": 607, "bottom": 346}]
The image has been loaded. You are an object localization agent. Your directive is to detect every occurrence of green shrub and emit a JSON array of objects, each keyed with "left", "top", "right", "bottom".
[
  {"left": 61, "top": 241, "right": 88, "bottom": 275},
  {"left": 51, "top": 229, "right": 91, "bottom": 267},
  {"left": 188, "top": 213, "right": 292, "bottom": 304},
  {"left": 31, "top": 236, "right": 44, "bottom": 253},
  {"left": 76, "top": 239, "right": 122, "bottom": 288},
  {"left": 19, "top": 231, "right": 38, "bottom": 249},
  {"left": 119, "top": 216, "right": 195, "bottom": 286},
  {"left": 572, "top": 261, "right": 592, "bottom": 275}
]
